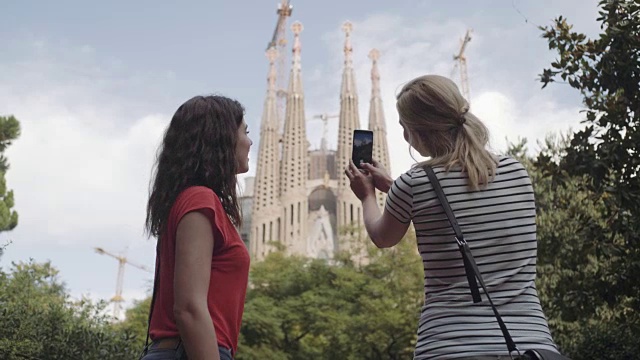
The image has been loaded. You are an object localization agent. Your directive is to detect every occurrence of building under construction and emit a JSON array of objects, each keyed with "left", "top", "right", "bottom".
[{"left": 241, "top": 2, "right": 391, "bottom": 261}]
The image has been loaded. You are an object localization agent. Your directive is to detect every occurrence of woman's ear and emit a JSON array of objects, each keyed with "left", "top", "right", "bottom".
[{"left": 407, "top": 130, "right": 429, "bottom": 157}]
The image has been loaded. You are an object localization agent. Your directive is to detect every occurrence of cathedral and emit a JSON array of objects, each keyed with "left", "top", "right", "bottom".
[{"left": 241, "top": 21, "right": 391, "bottom": 261}]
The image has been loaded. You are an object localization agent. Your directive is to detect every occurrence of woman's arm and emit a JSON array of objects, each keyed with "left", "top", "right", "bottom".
[
  {"left": 174, "top": 209, "right": 220, "bottom": 360},
  {"left": 346, "top": 160, "right": 410, "bottom": 248},
  {"left": 361, "top": 195, "right": 410, "bottom": 248}
]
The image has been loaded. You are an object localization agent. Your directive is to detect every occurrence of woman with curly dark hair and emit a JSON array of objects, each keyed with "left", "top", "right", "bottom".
[{"left": 140, "top": 95, "right": 252, "bottom": 360}]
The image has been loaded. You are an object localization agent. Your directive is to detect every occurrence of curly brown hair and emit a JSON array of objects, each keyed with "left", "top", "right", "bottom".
[{"left": 145, "top": 95, "right": 245, "bottom": 238}]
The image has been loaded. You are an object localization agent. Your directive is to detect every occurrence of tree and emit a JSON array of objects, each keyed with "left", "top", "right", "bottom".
[
  {"left": 538, "top": 0, "right": 640, "bottom": 315},
  {"left": 0, "top": 260, "right": 140, "bottom": 360},
  {"left": 237, "top": 233, "right": 423, "bottom": 360},
  {"left": 0, "top": 115, "right": 20, "bottom": 234},
  {"left": 117, "top": 297, "right": 152, "bottom": 351},
  {"left": 537, "top": 1, "right": 640, "bottom": 357},
  {"left": 508, "top": 137, "right": 640, "bottom": 359}
]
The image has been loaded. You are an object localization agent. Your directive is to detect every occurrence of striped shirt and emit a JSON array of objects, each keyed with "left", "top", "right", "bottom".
[{"left": 385, "top": 156, "right": 559, "bottom": 360}]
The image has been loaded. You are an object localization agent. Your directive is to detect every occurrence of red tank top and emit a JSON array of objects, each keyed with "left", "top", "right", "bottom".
[{"left": 149, "top": 186, "right": 250, "bottom": 354}]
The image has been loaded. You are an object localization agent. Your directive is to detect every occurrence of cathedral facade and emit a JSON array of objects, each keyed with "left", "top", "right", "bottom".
[{"left": 244, "top": 21, "right": 391, "bottom": 261}]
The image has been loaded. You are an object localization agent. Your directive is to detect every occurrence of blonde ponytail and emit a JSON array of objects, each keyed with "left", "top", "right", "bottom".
[{"left": 396, "top": 75, "right": 497, "bottom": 189}]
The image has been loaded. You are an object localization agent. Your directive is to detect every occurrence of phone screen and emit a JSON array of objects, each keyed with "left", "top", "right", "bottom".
[{"left": 352, "top": 130, "right": 374, "bottom": 169}]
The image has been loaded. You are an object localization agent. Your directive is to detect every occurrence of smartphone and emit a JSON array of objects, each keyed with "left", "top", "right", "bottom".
[{"left": 352, "top": 129, "right": 374, "bottom": 169}]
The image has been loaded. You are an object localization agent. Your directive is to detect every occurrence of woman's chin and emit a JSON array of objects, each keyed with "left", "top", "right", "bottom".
[{"left": 236, "top": 161, "right": 250, "bottom": 174}]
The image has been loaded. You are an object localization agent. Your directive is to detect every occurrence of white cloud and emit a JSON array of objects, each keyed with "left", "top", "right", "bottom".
[
  {"left": 474, "top": 91, "right": 582, "bottom": 153},
  {"left": 1, "top": 88, "right": 167, "bottom": 246},
  {"left": 0, "top": 41, "right": 166, "bottom": 306}
]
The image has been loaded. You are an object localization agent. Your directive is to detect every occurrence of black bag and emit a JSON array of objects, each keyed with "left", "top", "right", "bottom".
[
  {"left": 425, "top": 167, "right": 571, "bottom": 360},
  {"left": 522, "top": 349, "right": 571, "bottom": 360}
]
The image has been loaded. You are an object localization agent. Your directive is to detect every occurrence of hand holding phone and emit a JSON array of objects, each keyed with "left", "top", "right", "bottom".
[
  {"left": 360, "top": 159, "right": 393, "bottom": 193},
  {"left": 352, "top": 130, "right": 374, "bottom": 169}
]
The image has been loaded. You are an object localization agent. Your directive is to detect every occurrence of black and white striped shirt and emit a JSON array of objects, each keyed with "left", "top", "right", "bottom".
[{"left": 386, "top": 156, "right": 558, "bottom": 360}]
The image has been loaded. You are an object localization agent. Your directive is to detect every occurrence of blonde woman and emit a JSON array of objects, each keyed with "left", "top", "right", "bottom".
[{"left": 345, "top": 75, "right": 560, "bottom": 359}]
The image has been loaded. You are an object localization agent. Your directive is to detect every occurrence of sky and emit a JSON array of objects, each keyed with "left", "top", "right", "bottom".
[{"left": 0, "top": 0, "right": 602, "bottom": 318}]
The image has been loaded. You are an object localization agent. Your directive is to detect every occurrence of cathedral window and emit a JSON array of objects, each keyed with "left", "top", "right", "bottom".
[{"left": 350, "top": 204, "right": 354, "bottom": 224}]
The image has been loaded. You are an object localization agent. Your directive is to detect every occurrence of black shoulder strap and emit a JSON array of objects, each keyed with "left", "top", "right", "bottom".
[
  {"left": 425, "top": 166, "right": 481, "bottom": 303},
  {"left": 143, "top": 240, "right": 161, "bottom": 352},
  {"left": 425, "top": 166, "right": 520, "bottom": 355}
]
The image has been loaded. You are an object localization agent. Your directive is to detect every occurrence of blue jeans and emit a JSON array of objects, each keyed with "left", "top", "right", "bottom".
[{"left": 140, "top": 342, "right": 233, "bottom": 360}]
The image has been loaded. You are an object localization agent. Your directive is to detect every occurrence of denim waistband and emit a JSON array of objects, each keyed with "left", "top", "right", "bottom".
[
  {"left": 146, "top": 340, "right": 233, "bottom": 360},
  {"left": 455, "top": 356, "right": 520, "bottom": 360}
]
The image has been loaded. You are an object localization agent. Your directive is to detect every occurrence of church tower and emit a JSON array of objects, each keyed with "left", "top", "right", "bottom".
[
  {"left": 336, "top": 21, "right": 363, "bottom": 242},
  {"left": 247, "top": 19, "right": 392, "bottom": 261},
  {"left": 367, "top": 49, "right": 391, "bottom": 209},
  {"left": 251, "top": 47, "right": 282, "bottom": 259},
  {"left": 279, "top": 21, "right": 309, "bottom": 254}
]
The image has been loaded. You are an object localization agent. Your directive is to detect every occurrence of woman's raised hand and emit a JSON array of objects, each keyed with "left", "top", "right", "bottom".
[
  {"left": 345, "top": 160, "right": 376, "bottom": 201},
  {"left": 360, "top": 159, "right": 393, "bottom": 193}
]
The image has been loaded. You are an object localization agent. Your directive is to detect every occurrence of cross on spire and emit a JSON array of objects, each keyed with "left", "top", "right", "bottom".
[
  {"left": 292, "top": 20, "right": 303, "bottom": 35},
  {"left": 368, "top": 48, "right": 380, "bottom": 62}
]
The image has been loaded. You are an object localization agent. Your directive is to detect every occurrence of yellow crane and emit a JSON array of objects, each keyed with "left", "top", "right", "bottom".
[
  {"left": 267, "top": 0, "right": 293, "bottom": 133},
  {"left": 94, "top": 247, "right": 152, "bottom": 319},
  {"left": 451, "top": 28, "right": 473, "bottom": 102}
]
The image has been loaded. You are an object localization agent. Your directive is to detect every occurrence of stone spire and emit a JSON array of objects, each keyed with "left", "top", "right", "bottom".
[
  {"left": 339, "top": 21, "right": 357, "bottom": 98},
  {"left": 367, "top": 49, "right": 391, "bottom": 209},
  {"left": 279, "top": 21, "right": 309, "bottom": 254},
  {"left": 336, "top": 21, "right": 363, "bottom": 241},
  {"left": 250, "top": 47, "right": 283, "bottom": 260}
]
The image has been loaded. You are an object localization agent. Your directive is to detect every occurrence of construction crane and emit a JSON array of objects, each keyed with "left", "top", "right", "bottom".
[
  {"left": 94, "top": 247, "right": 152, "bottom": 319},
  {"left": 267, "top": 0, "right": 292, "bottom": 50},
  {"left": 312, "top": 113, "right": 339, "bottom": 151},
  {"left": 267, "top": 0, "right": 293, "bottom": 133},
  {"left": 451, "top": 29, "right": 473, "bottom": 103}
]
